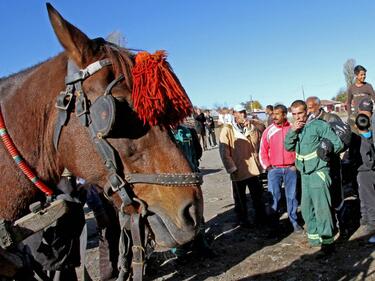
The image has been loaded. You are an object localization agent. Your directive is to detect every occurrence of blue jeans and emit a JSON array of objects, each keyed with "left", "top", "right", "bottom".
[{"left": 267, "top": 167, "right": 298, "bottom": 226}]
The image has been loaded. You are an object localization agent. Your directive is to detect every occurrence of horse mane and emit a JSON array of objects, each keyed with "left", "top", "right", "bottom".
[
  {"left": 103, "top": 43, "right": 135, "bottom": 93},
  {"left": 0, "top": 58, "right": 55, "bottom": 100}
]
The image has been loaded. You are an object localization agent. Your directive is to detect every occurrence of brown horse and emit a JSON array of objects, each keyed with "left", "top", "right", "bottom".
[{"left": 0, "top": 3, "right": 203, "bottom": 278}]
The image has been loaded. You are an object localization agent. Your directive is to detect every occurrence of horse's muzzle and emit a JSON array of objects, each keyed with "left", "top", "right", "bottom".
[{"left": 146, "top": 203, "right": 201, "bottom": 249}]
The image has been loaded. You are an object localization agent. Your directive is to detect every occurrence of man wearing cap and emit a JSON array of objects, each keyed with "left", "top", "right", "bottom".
[
  {"left": 285, "top": 100, "right": 343, "bottom": 254},
  {"left": 219, "top": 104, "right": 266, "bottom": 227}
]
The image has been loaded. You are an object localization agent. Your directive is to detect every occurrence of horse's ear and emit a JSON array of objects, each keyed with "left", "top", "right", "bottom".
[{"left": 46, "top": 3, "right": 94, "bottom": 67}]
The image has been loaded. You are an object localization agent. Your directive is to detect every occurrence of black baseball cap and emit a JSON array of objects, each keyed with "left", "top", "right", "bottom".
[{"left": 358, "top": 98, "right": 373, "bottom": 113}]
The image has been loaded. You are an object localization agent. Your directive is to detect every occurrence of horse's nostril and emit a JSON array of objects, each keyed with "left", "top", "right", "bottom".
[{"left": 181, "top": 203, "right": 198, "bottom": 228}]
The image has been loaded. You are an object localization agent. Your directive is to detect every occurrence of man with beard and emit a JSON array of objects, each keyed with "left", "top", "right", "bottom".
[{"left": 260, "top": 104, "right": 301, "bottom": 233}]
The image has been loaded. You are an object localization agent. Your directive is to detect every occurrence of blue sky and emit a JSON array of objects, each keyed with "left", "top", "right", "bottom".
[{"left": 1, "top": 1, "right": 375, "bottom": 109}]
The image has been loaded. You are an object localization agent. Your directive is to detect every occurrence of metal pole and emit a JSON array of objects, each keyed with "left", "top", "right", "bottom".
[{"left": 302, "top": 85, "right": 305, "bottom": 100}]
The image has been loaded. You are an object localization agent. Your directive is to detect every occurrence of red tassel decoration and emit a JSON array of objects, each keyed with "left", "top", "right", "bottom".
[{"left": 131, "top": 50, "right": 193, "bottom": 126}]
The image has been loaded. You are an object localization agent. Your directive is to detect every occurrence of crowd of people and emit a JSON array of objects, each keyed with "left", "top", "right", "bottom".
[{"left": 188, "top": 64, "right": 375, "bottom": 257}]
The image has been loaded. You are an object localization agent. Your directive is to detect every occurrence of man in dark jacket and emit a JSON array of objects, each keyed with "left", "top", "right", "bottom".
[
  {"left": 349, "top": 114, "right": 375, "bottom": 243},
  {"left": 306, "top": 96, "right": 345, "bottom": 235},
  {"left": 194, "top": 108, "right": 207, "bottom": 150},
  {"left": 205, "top": 110, "right": 217, "bottom": 148}
]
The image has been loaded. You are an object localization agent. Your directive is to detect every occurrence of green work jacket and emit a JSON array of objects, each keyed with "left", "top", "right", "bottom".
[{"left": 284, "top": 119, "right": 343, "bottom": 175}]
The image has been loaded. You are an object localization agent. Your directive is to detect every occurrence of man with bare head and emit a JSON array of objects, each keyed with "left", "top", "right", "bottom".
[
  {"left": 306, "top": 96, "right": 342, "bottom": 123},
  {"left": 260, "top": 104, "right": 301, "bottom": 233},
  {"left": 285, "top": 100, "right": 343, "bottom": 255},
  {"left": 306, "top": 96, "right": 350, "bottom": 238},
  {"left": 347, "top": 65, "right": 375, "bottom": 118}
]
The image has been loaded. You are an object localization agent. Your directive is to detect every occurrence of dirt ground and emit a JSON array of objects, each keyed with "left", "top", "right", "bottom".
[{"left": 83, "top": 147, "right": 375, "bottom": 281}]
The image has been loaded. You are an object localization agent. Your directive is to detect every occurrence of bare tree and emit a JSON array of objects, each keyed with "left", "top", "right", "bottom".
[
  {"left": 332, "top": 87, "right": 347, "bottom": 103},
  {"left": 343, "top": 58, "right": 356, "bottom": 88},
  {"left": 242, "top": 100, "right": 263, "bottom": 111}
]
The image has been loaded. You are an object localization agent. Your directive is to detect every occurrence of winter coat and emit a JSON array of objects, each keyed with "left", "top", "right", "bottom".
[{"left": 219, "top": 123, "right": 262, "bottom": 181}]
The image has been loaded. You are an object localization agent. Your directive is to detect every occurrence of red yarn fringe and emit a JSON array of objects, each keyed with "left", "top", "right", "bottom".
[{"left": 131, "top": 50, "right": 192, "bottom": 127}]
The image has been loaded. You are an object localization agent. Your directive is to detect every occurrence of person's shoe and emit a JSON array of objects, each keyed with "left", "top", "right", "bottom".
[
  {"left": 315, "top": 244, "right": 335, "bottom": 259},
  {"left": 368, "top": 235, "right": 375, "bottom": 244},
  {"left": 293, "top": 224, "right": 303, "bottom": 234},
  {"left": 239, "top": 220, "right": 252, "bottom": 229},
  {"left": 321, "top": 244, "right": 335, "bottom": 254}
]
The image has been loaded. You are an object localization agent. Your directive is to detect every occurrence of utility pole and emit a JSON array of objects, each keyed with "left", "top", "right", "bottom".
[
  {"left": 250, "top": 95, "right": 253, "bottom": 113},
  {"left": 301, "top": 85, "right": 305, "bottom": 100}
]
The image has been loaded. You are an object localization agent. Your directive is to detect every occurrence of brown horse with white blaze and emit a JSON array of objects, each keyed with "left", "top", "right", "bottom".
[{"left": 0, "top": 3, "right": 203, "bottom": 278}]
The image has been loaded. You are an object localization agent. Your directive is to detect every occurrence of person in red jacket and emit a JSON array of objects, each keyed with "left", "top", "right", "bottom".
[{"left": 259, "top": 104, "right": 302, "bottom": 233}]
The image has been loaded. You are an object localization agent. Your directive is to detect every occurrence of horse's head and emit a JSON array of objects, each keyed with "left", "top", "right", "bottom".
[{"left": 46, "top": 4, "right": 203, "bottom": 248}]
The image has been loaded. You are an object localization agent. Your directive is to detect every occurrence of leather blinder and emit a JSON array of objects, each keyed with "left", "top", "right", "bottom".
[{"left": 89, "top": 95, "right": 116, "bottom": 138}]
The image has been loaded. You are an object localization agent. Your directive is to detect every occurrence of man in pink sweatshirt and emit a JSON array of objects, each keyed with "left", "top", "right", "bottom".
[{"left": 259, "top": 104, "right": 302, "bottom": 233}]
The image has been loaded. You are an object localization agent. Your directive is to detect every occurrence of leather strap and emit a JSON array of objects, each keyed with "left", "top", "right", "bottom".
[
  {"left": 104, "top": 75, "right": 125, "bottom": 96},
  {"left": 125, "top": 173, "right": 203, "bottom": 186},
  {"left": 53, "top": 85, "right": 74, "bottom": 149},
  {"left": 65, "top": 59, "right": 111, "bottom": 85},
  {"left": 130, "top": 214, "right": 144, "bottom": 281}
]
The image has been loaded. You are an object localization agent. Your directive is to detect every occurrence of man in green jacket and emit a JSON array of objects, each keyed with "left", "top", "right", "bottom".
[{"left": 285, "top": 100, "right": 343, "bottom": 253}]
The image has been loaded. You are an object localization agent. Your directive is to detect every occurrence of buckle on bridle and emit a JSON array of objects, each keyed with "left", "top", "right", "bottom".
[
  {"left": 108, "top": 172, "right": 126, "bottom": 193},
  {"left": 55, "top": 92, "right": 73, "bottom": 110}
]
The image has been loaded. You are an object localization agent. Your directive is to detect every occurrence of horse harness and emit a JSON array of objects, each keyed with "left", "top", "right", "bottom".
[{"left": 53, "top": 58, "right": 202, "bottom": 279}]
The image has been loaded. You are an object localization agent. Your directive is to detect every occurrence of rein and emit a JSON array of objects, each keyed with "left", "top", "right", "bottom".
[{"left": 0, "top": 110, "right": 53, "bottom": 196}]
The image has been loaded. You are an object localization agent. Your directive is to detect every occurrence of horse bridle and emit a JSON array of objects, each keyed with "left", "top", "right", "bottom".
[
  {"left": 54, "top": 57, "right": 202, "bottom": 208},
  {"left": 53, "top": 57, "right": 203, "bottom": 280}
]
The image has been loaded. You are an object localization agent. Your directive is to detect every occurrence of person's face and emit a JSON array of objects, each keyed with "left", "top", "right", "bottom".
[
  {"left": 234, "top": 110, "right": 247, "bottom": 124},
  {"left": 272, "top": 109, "right": 287, "bottom": 125},
  {"left": 356, "top": 70, "right": 367, "bottom": 83},
  {"left": 306, "top": 100, "right": 320, "bottom": 115},
  {"left": 266, "top": 108, "right": 273, "bottom": 115},
  {"left": 291, "top": 105, "right": 307, "bottom": 123}
]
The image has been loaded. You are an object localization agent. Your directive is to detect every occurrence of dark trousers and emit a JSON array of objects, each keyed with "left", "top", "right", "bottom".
[
  {"left": 232, "top": 176, "right": 265, "bottom": 223},
  {"left": 207, "top": 128, "right": 217, "bottom": 146},
  {"left": 86, "top": 185, "right": 120, "bottom": 280},
  {"left": 357, "top": 170, "right": 375, "bottom": 230}
]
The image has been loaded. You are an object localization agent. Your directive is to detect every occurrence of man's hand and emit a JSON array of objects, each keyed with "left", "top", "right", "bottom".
[{"left": 292, "top": 120, "right": 305, "bottom": 131}]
